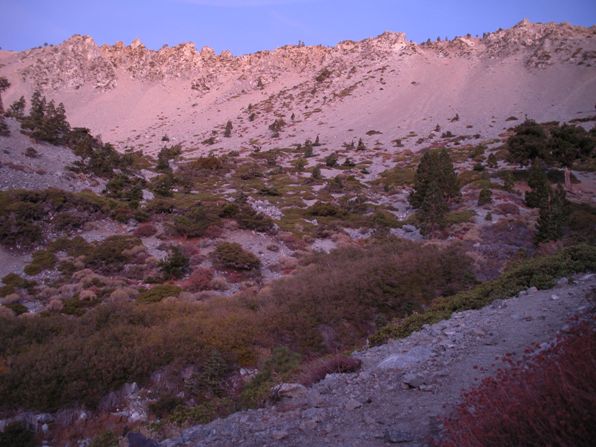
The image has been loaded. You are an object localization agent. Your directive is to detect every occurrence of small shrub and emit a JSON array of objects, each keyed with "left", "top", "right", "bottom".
[
  {"left": 173, "top": 206, "right": 218, "bottom": 238},
  {"left": 0, "top": 421, "right": 36, "bottom": 447},
  {"left": 133, "top": 223, "right": 157, "bottom": 237},
  {"left": 183, "top": 268, "right": 214, "bottom": 292},
  {"left": 24, "top": 249, "right": 56, "bottom": 275},
  {"left": 307, "top": 201, "right": 344, "bottom": 217},
  {"left": 159, "top": 247, "right": 190, "bottom": 280},
  {"left": 298, "top": 354, "right": 361, "bottom": 386},
  {"left": 212, "top": 242, "right": 261, "bottom": 272},
  {"left": 85, "top": 236, "right": 140, "bottom": 274},
  {"left": 89, "top": 432, "right": 118, "bottom": 447},
  {"left": 446, "top": 209, "right": 475, "bottom": 225},
  {"left": 149, "top": 395, "right": 184, "bottom": 418},
  {"left": 325, "top": 154, "right": 338, "bottom": 167},
  {"left": 137, "top": 284, "right": 182, "bottom": 303},
  {"left": 5, "top": 303, "right": 28, "bottom": 316},
  {"left": 24, "top": 147, "right": 39, "bottom": 158},
  {"left": 477, "top": 188, "right": 493, "bottom": 206}
]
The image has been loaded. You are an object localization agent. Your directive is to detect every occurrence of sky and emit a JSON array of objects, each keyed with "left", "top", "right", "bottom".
[{"left": 1, "top": 0, "right": 595, "bottom": 54}]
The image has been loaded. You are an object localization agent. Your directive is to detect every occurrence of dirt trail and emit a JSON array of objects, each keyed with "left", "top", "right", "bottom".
[{"left": 162, "top": 274, "right": 595, "bottom": 447}]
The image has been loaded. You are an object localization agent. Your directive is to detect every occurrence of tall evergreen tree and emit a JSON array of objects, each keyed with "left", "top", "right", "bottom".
[
  {"left": 223, "top": 120, "right": 233, "bottom": 137},
  {"left": 535, "top": 184, "right": 569, "bottom": 243},
  {"left": 409, "top": 148, "right": 460, "bottom": 234},
  {"left": 525, "top": 161, "right": 549, "bottom": 209},
  {"left": 418, "top": 180, "right": 448, "bottom": 234},
  {"left": 410, "top": 148, "right": 460, "bottom": 208},
  {"left": 6, "top": 96, "right": 26, "bottom": 119},
  {"left": 0, "top": 76, "right": 10, "bottom": 114},
  {"left": 507, "top": 119, "right": 549, "bottom": 165},
  {"left": 0, "top": 115, "right": 8, "bottom": 136}
]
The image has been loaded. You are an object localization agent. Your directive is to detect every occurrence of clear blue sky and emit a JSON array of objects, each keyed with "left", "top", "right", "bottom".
[{"left": 1, "top": 0, "right": 595, "bottom": 54}]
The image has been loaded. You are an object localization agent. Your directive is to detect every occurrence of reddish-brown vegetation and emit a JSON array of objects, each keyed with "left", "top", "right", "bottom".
[{"left": 437, "top": 320, "right": 596, "bottom": 447}]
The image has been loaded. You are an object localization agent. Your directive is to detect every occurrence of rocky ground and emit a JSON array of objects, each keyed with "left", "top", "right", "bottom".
[{"left": 160, "top": 274, "right": 595, "bottom": 447}]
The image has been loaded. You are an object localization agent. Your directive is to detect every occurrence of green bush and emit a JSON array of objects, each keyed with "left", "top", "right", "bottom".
[
  {"left": 137, "top": 284, "right": 182, "bottom": 304},
  {"left": 0, "top": 273, "right": 36, "bottom": 297},
  {"left": 173, "top": 205, "right": 219, "bottom": 238},
  {"left": 159, "top": 247, "right": 190, "bottom": 280},
  {"left": 89, "top": 431, "right": 119, "bottom": 447},
  {"left": 212, "top": 242, "right": 261, "bottom": 272},
  {"left": 0, "top": 421, "right": 36, "bottom": 447},
  {"left": 307, "top": 201, "right": 345, "bottom": 217},
  {"left": 477, "top": 187, "right": 493, "bottom": 206},
  {"left": 371, "top": 244, "right": 596, "bottom": 344},
  {"left": 85, "top": 236, "right": 140, "bottom": 274},
  {"left": 24, "top": 249, "right": 56, "bottom": 276}
]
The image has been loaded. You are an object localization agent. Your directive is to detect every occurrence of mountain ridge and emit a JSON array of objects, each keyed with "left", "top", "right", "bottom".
[{"left": 1, "top": 20, "right": 594, "bottom": 155}]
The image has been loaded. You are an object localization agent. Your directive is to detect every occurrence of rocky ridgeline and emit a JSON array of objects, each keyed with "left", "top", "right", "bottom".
[
  {"left": 14, "top": 20, "right": 595, "bottom": 92},
  {"left": 157, "top": 275, "right": 595, "bottom": 447}
]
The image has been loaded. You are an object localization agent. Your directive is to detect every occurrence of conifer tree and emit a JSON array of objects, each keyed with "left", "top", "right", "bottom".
[
  {"left": 409, "top": 148, "right": 460, "bottom": 234},
  {"left": 0, "top": 115, "right": 8, "bottom": 136},
  {"left": 535, "top": 184, "right": 568, "bottom": 243},
  {"left": 507, "top": 119, "right": 549, "bottom": 165},
  {"left": 7, "top": 96, "right": 26, "bottom": 119},
  {"left": 0, "top": 76, "right": 10, "bottom": 114},
  {"left": 525, "top": 161, "right": 549, "bottom": 209},
  {"left": 418, "top": 180, "right": 448, "bottom": 234},
  {"left": 223, "top": 120, "right": 233, "bottom": 137}
]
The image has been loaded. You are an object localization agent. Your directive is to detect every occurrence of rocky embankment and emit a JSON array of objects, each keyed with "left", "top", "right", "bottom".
[{"left": 159, "top": 274, "right": 595, "bottom": 447}]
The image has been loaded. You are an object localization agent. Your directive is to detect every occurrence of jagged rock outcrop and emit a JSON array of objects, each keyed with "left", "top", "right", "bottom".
[
  {"left": 13, "top": 21, "right": 594, "bottom": 92},
  {"left": 0, "top": 20, "right": 594, "bottom": 154}
]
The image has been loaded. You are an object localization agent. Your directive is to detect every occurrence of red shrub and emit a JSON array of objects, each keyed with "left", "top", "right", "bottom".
[
  {"left": 495, "top": 203, "right": 520, "bottom": 215},
  {"left": 297, "top": 354, "right": 362, "bottom": 386},
  {"left": 182, "top": 268, "right": 214, "bottom": 292},
  {"left": 133, "top": 223, "right": 157, "bottom": 237},
  {"left": 437, "top": 321, "right": 596, "bottom": 447}
]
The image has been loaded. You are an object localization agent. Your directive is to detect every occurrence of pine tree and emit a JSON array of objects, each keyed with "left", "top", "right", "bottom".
[
  {"left": 0, "top": 115, "right": 9, "bottom": 136},
  {"left": 502, "top": 171, "right": 515, "bottom": 192},
  {"left": 7, "top": 96, "right": 26, "bottom": 119},
  {"left": 303, "top": 139, "right": 314, "bottom": 157},
  {"left": 223, "top": 120, "right": 233, "bottom": 137},
  {"left": 418, "top": 180, "right": 448, "bottom": 234},
  {"left": 23, "top": 90, "right": 46, "bottom": 132},
  {"left": 525, "top": 161, "right": 549, "bottom": 208},
  {"left": 507, "top": 119, "right": 549, "bottom": 165},
  {"left": 409, "top": 148, "right": 460, "bottom": 235},
  {"left": 535, "top": 184, "right": 568, "bottom": 243},
  {"left": 0, "top": 76, "right": 10, "bottom": 114},
  {"left": 356, "top": 138, "right": 366, "bottom": 151},
  {"left": 478, "top": 187, "right": 493, "bottom": 206},
  {"left": 409, "top": 148, "right": 460, "bottom": 208},
  {"left": 487, "top": 153, "right": 498, "bottom": 168}
]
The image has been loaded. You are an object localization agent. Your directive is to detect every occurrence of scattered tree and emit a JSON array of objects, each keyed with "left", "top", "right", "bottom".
[
  {"left": 409, "top": 148, "right": 460, "bottom": 234},
  {"left": 356, "top": 138, "right": 366, "bottom": 151},
  {"left": 159, "top": 246, "right": 190, "bottom": 280},
  {"left": 535, "top": 184, "right": 569, "bottom": 243},
  {"left": 0, "top": 76, "right": 10, "bottom": 114},
  {"left": 477, "top": 187, "right": 493, "bottom": 206},
  {"left": 223, "top": 120, "right": 233, "bottom": 138},
  {"left": 525, "top": 161, "right": 549, "bottom": 209},
  {"left": 487, "top": 153, "right": 498, "bottom": 168},
  {"left": 6, "top": 96, "right": 26, "bottom": 119}
]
